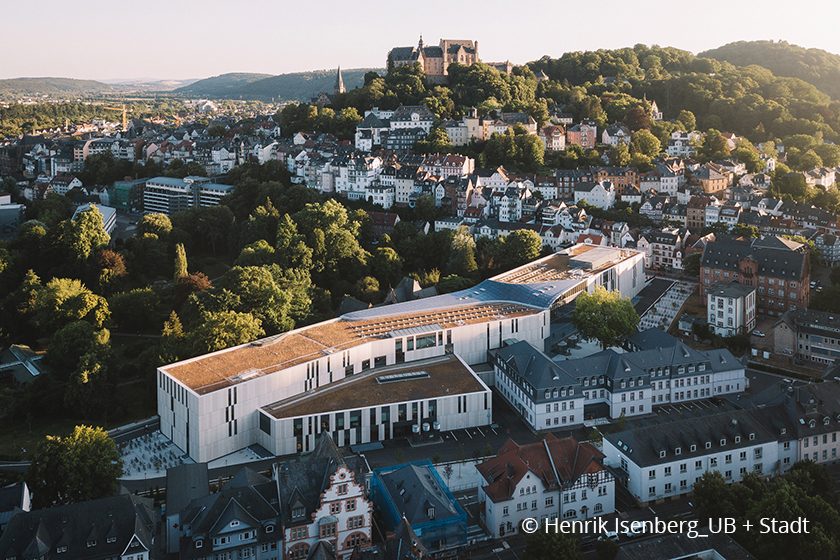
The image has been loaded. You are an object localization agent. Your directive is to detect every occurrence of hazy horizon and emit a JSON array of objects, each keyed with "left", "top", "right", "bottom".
[{"left": 5, "top": 0, "right": 840, "bottom": 81}]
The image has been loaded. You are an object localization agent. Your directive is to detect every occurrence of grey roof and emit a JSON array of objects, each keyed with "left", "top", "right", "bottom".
[
  {"left": 625, "top": 328, "right": 679, "bottom": 350},
  {"left": 706, "top": 281, "right": 756, "bottom": 299},
  {"left": 166, "top": 463, "right": 209, "bottom": 514},
  {"left": 378, "top": 464, "right": 462, "bottom": 526},
  {"left": 179, "top": 467, "right": 280, "bottom": 559},
  {"left": 615, "top": 530, "right": 756, "bottom": 560},
  {"left": 701, "top": 236, "right": 806, "bottom": 280},
  {"left": 605, "top": 407, "right": 780, "bottom": 468},
  {"left": 0, "top": 493, "right": 153, "bottom": 560},
  {"left": 492, "top": 341, "right": 581, "bottom": 396}
]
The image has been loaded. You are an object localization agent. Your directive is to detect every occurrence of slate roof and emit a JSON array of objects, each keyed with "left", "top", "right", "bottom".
[
  {"left": 605, "top": 407, "right": 781, "bottom": 468},
  {"left": 701, "top": 236, "right": 807, "bottom": 280},
  {"left": 0, "top": 492, "right": 153, "bottom": 560},
  {"left": 706, "top": 281, "right": 756, "bottom": 299},
  {"left": 166, "top": 463, "right": 209, "bottom": 515},
  {"left": 624, "top": 328, "right": 679, "bottom": 350},
  {"left": 493, "top": 337, "right": 738, "bottom": 399},
  {"left": 377, "top": 464, "right": 462, "bottom": 526},
  {"left": 178, "top": 467, "right": 280, "bottom": 559},
  {"left": 615, "top": 530, "right": 756, "bottom": 560}
]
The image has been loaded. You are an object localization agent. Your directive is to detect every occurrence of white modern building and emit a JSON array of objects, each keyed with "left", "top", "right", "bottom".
[
  {"left": 706, "top": 281, "right": 757, "bottom": 337},
  {"left": 157, "top": 245, "right": 647, "bottom": 463},
  {"left": 477, "top": 434, "right": 614, "bottom": 538}
]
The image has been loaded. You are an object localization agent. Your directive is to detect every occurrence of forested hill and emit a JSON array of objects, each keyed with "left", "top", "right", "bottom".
[
  {"left": 173, "top": 73, "right": 273, "bottom": 97},
  {"left": 700, "top": 41, "right": 840, "bottom": 100},
  {"left": 0, "top": 77, "right": 114, "bottom": 97},
  {"left": 176, "top": 68, "right": 381, "bottom": 102}
]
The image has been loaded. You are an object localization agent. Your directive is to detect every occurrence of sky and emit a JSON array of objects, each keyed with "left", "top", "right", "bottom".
[{"left": 5, "top": 0, "right": 840, "bottom": 81}]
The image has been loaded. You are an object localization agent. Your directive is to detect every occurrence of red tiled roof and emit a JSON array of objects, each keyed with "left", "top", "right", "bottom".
[{"left": 476, "top": 434, "right": 605, "bottom": 503}]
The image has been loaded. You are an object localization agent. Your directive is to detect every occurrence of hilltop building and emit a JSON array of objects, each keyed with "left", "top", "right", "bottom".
[{"left": 388, "top": 37, "right": 479, "bottom": 84}]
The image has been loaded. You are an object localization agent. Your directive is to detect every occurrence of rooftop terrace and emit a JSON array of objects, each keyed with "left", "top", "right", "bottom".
[
  {"left": 262, "top": 354, "right": 484, "bottom": 419},
  {"left": 163, "top": 302, "right": 535, "bottom": 395}
]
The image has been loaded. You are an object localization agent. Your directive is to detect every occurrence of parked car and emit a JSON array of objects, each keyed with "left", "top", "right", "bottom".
[
  {"left": 624, "top": 524, "right": 646, "bottom": 538},
  {"left": 598, "top": 531, "right": 619, "bottom": 542},
  {"left": 752, "top": 330, "right": 765, "bottom": 337}
]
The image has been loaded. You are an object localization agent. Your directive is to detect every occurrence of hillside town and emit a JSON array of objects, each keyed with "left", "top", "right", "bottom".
[{"left": 3, "top": 35, "right": 840, "bottom": 560}]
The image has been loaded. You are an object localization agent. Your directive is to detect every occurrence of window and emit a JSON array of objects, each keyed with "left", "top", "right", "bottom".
[
  {"left": 664, "top": 466, "right": 672, "bottom": 476},
  {"left": 546, "top": 496, "right": 554, "bottom": 507},
  {"left": 503, "top": 506, "right": 509, "bottom": 516},
  {"left": 331, "top": 502, "right": 341, "bottom": 514},
  {"left": 346, "top": 499, "right": 356, "bottom": 511}
]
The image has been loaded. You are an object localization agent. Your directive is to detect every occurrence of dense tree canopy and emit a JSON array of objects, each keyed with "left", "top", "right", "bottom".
[
  {"left": 572, "top": 286, "right": 640, "bottom": 349},
  {"left": 27, "top": 425, "right": 123, "bottom": 509}
]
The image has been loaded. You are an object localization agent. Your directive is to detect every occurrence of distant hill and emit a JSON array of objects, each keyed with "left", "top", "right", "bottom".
[
  {"left": 174, "top": 73, "right": 273, "bottom": 97},
  {"left": 700, "top": 41, "right": 840, "bottom": 100},
  {"left": 0, "top": 77, "right": 114, "bottom": 97},
  {"left": 176, "top": 68, "right": 382, "bottom": 102}
]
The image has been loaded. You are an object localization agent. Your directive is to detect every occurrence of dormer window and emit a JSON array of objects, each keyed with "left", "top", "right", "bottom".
[
  {"left": 809, "top": 420, "right": 816, "bottom": 428},
  {"left": 659, "top": 450, "right": 666, "bottom": 458},
  {"left": 720, "top": 439, "right": 726, "bottom": 446},
  {"left": 825, "top": 418, "right": 831, "bottom": 426},
  {"left": 87, "top": 541, "right": 96, "bottom": 548},
  {"left": 196, "top": 540, "right": 203, "bottom": 549},
  {"left": 705, "top": 442, "right": 711, "bottom": 449},
  {"left": 690, "top": 444, "right": 697, "bottom": 452},
  {"left": 57, "top": 546, "right": 68, "bottom": 553},
  {"left": 266, "top": 525, "right": 275, "bottom": 534},
  {"left": 107, "top": 536, "right": 117, "bottom": 544},
  {"left": 230, "top": 521, "right": 240, "bottom": 528},
  {"left": 428, "top": 507, "right": 435, "bottom": 520},
  {"left": 735, "top": 436, "right": 741, "bottom": 444},
  {"left": 292, "top": 507, "right": 305, "bottom": 519},
  {"left": 675, "top": 447, "right": 681, "bottom": 455},
  {"left": 781, "top": 428, "right": 787, "bottom": 435}
]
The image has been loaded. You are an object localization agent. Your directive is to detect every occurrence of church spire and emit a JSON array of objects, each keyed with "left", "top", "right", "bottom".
[
  {"left": 418, "top": 35, "right": 424, "bottom": 49},
  {"left": 334, "top": 66, "right": 345, "bottom": 95}
]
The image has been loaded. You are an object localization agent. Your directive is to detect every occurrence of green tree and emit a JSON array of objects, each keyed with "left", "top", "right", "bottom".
[
  {"left": 353, "top": 276, "right": 381, "bottom": 304},
  {"left": 692, "top": 471, "right": 738, "bottom": 523},
  {"left": 174, "top": 243, "right": 188, "bottom": 281},
  {"left": 27, "top": 425, "right": 123, "bottom": 509},
  {"left": 682, "top": 252, "right": 702, "bottom": 277},
  {"left": 499, "top": 230, "right": 543, "bottom": 271},
  {"left": 676, "top": 109, "right": 696, "bottom": 131},
  {"left": 65, "top": 352, "right": 112, "bottom": 418},
  {"left": 572, "top": 285, "right": 640, "bottom": 349},
  {"left": 447, "top": 226, "right": 478, "bottom": 276},
  {"left": 371, "top": 247, "right": 404, "bottom": 289},
  {"left": 235, "top": 239, "right": 276, "bottom": 267},
  {"left": 108, "top": 287, "right": 162, "bottom": 332},
  {"left": 159, "top": 311, "right": 186, "bottom": 364},
  {"left": 33, "top": 278, "right": 109, "bottom": 334},
  {"left": 49, "top": 205, "right": 111, "bottom": 275},
  {"left": 187, "top": 311, "right": 265, "bottom": 355},
  {"left": 609, "top": 143, "right": 630, "bottom": 167},
  {"left": 522, "top": 527, "right": 583, "bottom": 560},
  {"left": 415, "top": 194, "right": 437, "bottom": 223},
  {"left": 437, "top": 274, "right": 476, "bottom": 294},
  {"left": 630, "top": 129, "right": 661, "bottom": 158},
  {"left": 730, "top": 223, "right": 760, "bottom": 238},
  {"left": 136, "top": 213, "right": 172, "bottom": 238}
]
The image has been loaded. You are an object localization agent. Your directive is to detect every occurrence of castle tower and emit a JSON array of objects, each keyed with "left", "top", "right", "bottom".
[{"left": 334, "top": 66, "right": 345, "bottom": 95}]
